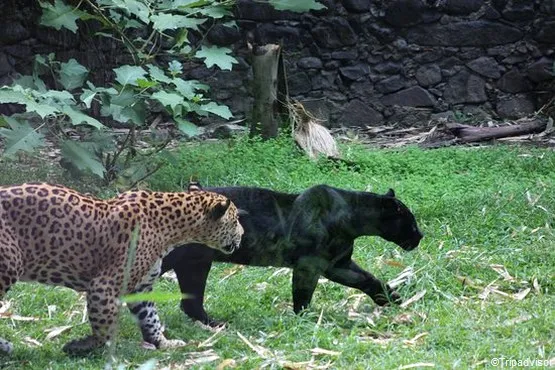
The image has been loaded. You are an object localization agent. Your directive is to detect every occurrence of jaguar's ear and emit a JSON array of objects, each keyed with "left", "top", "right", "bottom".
[
  {"left": 238, "top": 208, "right": 249, "bottom": 217},
  {"left": 209, "top": 198, "right": 231, "bottom": 220},
  {"left": 188, "top": 181, "right": 202, "bottom": 192},
  {"left": 385, "top": 188, "right": 395, "bottom": 197}
]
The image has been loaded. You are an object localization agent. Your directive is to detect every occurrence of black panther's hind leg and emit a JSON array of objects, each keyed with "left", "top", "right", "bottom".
[{"left": 324, "top": 260, "right": 401, "bottom": 306}]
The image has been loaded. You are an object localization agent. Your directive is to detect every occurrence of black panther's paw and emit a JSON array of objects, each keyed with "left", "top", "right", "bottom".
[{"left": 372, "top": 286, "right": 402, "bottom": 306}]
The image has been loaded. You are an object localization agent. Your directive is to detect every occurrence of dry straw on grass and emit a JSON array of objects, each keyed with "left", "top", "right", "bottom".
[{"left": 288, "top": 101, "right": 340, "bottom": 160}]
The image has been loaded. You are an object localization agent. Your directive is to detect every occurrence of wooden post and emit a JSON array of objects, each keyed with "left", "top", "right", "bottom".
[{"left": 249, "top": 43, "right": 282, "bottom": 139}]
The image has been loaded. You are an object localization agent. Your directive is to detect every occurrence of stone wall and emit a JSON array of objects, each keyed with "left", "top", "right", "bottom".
[{"left": 1, "top": 0, "right": 554, "bottom": 128}]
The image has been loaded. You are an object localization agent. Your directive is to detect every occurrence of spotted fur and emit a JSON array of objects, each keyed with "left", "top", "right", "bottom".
[{"left": 0, "top": 183, "right": 243, "bottom": 355}]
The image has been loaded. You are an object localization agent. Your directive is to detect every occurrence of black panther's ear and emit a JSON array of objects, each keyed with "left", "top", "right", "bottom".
[
  {"left": 209, "top": 198, "right": 231, "bottom": 220},
  {"left": 238, "top": 208, "right": 249, "bottom": 217},
  {"left": 385, "top": 188, "right": 395, "bottom": 197},
  {"left": 188, "top": 181, "right": 202, "bottom": 192}
]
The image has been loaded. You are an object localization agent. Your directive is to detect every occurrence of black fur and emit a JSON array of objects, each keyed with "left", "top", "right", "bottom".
[{"left": 161, "top": 184, "right": 423, "bottom": 327}]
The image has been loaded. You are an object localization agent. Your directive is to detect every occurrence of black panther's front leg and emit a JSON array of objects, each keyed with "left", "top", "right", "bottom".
[
  {"left": 291, "top": 256, "right": 329, "bottom": 313},
  {"left": 324, "top": 260, "right": 401, "bottom": 306},
  {"left": 162, "top": 245, "right": 222, "bottom": 327}
]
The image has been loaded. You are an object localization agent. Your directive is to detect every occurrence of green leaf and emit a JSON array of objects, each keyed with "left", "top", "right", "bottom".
[
  {"left": 121, "top": 291, "right": 187, "bottom": 303},
  {"left": 199, "top": 102, "right": 233, "bottom": 119},
  {"left": 151, "top": 91, "right": 185, "bottom": 112},
  {"left": 198, "top": 5, "right": 232, "bottom": 18},
  {"left": 172, "top": 0, "right": 210, "bottom": 9},
  {"left": 172, "top": 78, "right": 209, "bottom": 99},
  {"left": 147, "top": 64, "right": 172, "bottom": 84},
  {"left": 80, "top": 89, "right": 96, "bottom": 108},
  {"left": 60, "top": 106, "right": 104, "bottom": 129},
  {"left": 111, "top": 0, "right": 150, "bottom": 24},
  {"left": 174, "top": 117, "right": 199, "bottom": 137},
  {"left": 268, "top": 0, "right": 326, "bottom": 12},
  {"left": 168, "top": 60, "right": 183, "bottom": 75},
  {"left": 59, "top": 58, "right": 89, "bottom": 90},
  {"left": 0, "top": 87, "right": 58, "bottom": 118},
  {"left": 39, "top": 0, "right": 81, "bottom": 33},
  {"left": 195, "top": 45, "right": 238, "bottom": 70},
  {"left": 150, "top": 13, "right": 206, "bottom": 31},
  {"left": 113, "top": 65, "right": 147, "bottom": 86},
  {"left": 41, "top": 90, "right": 75, "bottom": 104},
  {"left": 137, "top": 79, "right": 158, "bottom": 89},
  {"left": 60, "top": 140, "right": 105, "bottom": 177},
  {"left": 0, "top": 116, "right": 45, "bottom": 157}
]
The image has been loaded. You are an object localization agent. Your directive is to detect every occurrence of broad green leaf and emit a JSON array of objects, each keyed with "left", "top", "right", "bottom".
[
  {"left": 172, "top": 0, "right": 209, "bottom": 7},
  {"left": 111, "top": 0, "right": 150, "bottom": 24},
  {"left": 174, "top": 29, "right": 189, "bottom": 49},
  {"left": 80, "top": 89, "right": 96, "bottom": 108},
  {"left": 121, "top": 291, "right": 187, "bottom": 303},
  {"left": 0, "top": 116, "right": 45, "bottom": 157},
  {"left": 151, "top": 91, "right": 184, "bottom": 112},
  {"left": 147, "top": 64, "right": 172, "bottom": 83},
  {"left": 199, "top": 102, "right": 232, "bottom": 119},
  {"left": 150, "top": 13, "right": 206, "bottom": 31},
  {"left": 39, "top": 0, "right": 81, "bottom": 33},
  {"left": 195, "top": 45, "right": 237, "bottom": 70},
  {"left": 172, "top": 78, "right": 209, "bottom": 99},
  {"left": 61, "top": 106, "right": 104, "bottom": 129},
  {"left": 137, "top": 79, "right": 158, "bottom": 89},
  {"left": 41, "top": 90, "right": 75, "bottom": 103},
  {"left": 113, "top": 65, "right": 147, "bottom": 86},
  {"left": 198, "top": 5, "right": 231, "bottom": 18},
  {"left": 168, "top": 60, "right": 183, "bottom": 75},
  {"left": 0, "top": 87, "right": 58, "bottom": 118},
  {"left": 60, "top": 140, "right": 105, "bottom": 177},
  {"left": 268, "top": 0, "right": 326, "bottom": 12},
  {"left": 59, "top": 58, "right": 89, "bottom": 90},
  {"left": 174, "top": 117, "right": 199, "bottom": 137}
]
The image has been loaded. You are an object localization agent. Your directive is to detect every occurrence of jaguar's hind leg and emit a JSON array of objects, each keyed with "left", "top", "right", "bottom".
[
  {"left": 127, "top": 260, "right": 185, "bottom": 349},
  {"left": 62, "top": 276, "right": 120, "bottom": 355},
  {"left": 0, "top": 242, "right": 23, "bottom": 355}
]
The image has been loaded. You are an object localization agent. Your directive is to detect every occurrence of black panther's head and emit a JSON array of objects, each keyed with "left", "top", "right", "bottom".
[{"left": 376, "top": 189, "right": 423, "bottom": 251}]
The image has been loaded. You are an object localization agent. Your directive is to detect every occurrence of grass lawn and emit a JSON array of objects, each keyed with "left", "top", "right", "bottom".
[{"left": 0, "top": 136, "right": 554, "bottom": 369}]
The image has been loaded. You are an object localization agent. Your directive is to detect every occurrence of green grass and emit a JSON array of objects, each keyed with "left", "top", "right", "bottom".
[{"left": 1, "top": 137, "right": 554, "bottom": 369}]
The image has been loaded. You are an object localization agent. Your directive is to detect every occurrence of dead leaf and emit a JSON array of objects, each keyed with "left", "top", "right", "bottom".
[
  {"left": 282, "top": 361, "right": 310, "bottom": 370},
  {"left": 512, "top": 288, "right": 531, "bottom": 301},
  {"left": 393, "top": 312, "right": 415, "bottom": 325},
  {"left": 182, "top": 350, "right": 220, "bottom": 366},
  {"left": 255, "top": 282, "right": 268, "bottom": 291},
  {"left": 270, "top": 267, "right": 290, "bottom": 279},
  {"left": 402, "top": 332, "right": 429, "bottom": 346},
  {"left": 388, "top": 267, "right": 415, "bottom": 289},
  {"left": 22, "top": 336, "right": 42, "bottom": 347},
  {"left": 400, "top": 290, "right": 426, "bottom": 308},
  {"left": 490, "top": 264, "right": 515, "bottom": 282},
  {"left": 348, "top": 310, "right": 376, "bottom": 326},
  {"left": 237, "top": 331, "right": 272, "bottom": 358},
  {"left": 383, "top": 259, "right": 406, "bottom": 268},
  {"left": 0, "top": 313, "right": 40, "bottom": 321},
  {"left": 398, "top": 363, "right": 435, "bottom": 369},
  {"left": 44, "top": 325, "right": 73, "bottom": 340},
  {"left": 503, "top": 314, "right": 532, "bottom": 326},
  {"left": 310, "top": 348, "right": 341, "bottom": 356},
  {"left": 0, "top": 301, "right": 12, "bottom": 314},
  {"left": 533, "top": 278, "right": 541, "bottom": 294},
  {"left": 216, "top": 359, "right": 236, "bottom": 370},
  {"left": 198, "top": 326, "right": 225, "bottom": 348},
  {"left": 219, "top": 266, "right": 244, "bottom": 283},
  {"left": 47, "top": 305, "right": 57, "bottom": 319}
]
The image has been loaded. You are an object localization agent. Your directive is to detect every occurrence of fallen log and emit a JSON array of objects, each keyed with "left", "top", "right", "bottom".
[{"left": 444, "top": 119, "right": 547, "bottom": 143}]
